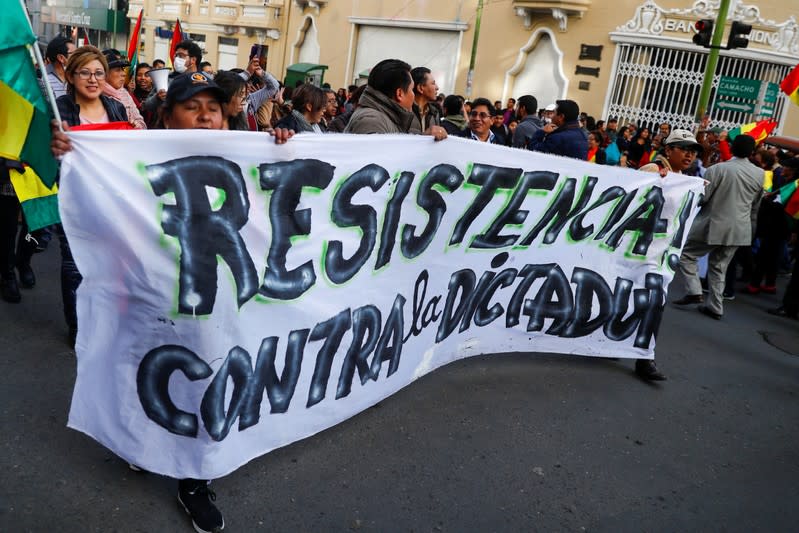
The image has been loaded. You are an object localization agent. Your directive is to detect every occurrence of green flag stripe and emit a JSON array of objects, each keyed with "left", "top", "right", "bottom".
[
  {"left": 0, "top": 46, "right": 57, "bottom": 187},
  {"left": 0, "top": 2, "right": 36, "bottom": 52},
  {"left": 20, "top": 194, "right": 60, "bottom": 232}
]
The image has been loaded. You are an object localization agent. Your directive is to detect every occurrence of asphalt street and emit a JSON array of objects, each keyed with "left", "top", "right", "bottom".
[{"left": 2, "top": 243, "right": 798, "bottom": 532}]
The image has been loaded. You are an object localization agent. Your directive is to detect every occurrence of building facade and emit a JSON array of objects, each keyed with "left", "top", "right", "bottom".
[
  {"left": 33, "top": 0, "right": 794, "bottom": 135},
  {"left": 280, "top": 0, "right": 797, "bottom": 136}
]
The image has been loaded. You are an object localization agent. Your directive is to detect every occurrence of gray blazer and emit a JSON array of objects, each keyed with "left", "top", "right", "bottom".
[{"left": 689, "top": 157, "right": 763, "bottom": 246}]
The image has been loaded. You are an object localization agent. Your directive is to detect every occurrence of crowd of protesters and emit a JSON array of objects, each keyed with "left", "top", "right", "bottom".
[{"left": 1, "top": 38, "right": 798, "bottom": 533}]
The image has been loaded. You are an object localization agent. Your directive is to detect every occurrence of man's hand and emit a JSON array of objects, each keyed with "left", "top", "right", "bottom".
[
  {"left": 246, "top": 57, "right": 261, "bottom": 75},
  {"left": 50, "top": 120, "right": 72, "bottom": 158},
  {"left": 542, "top": 123, "right": 557, "bottom": 134},
  {"left": 423, "top": 125, "right": 447, "bottom": 142},
  {"left": 271, "top": 127, "right": 294, "bottom": 144},
  {"left": 157, "top": 89, "right": 166, "bottom": 101}
]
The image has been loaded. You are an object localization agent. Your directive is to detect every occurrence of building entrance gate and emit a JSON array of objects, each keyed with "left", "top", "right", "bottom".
[{"left": 604, "top": 42, "right": 791, "bottom": 133}]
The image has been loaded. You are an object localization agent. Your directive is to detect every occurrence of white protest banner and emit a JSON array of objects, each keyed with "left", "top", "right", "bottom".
[{"left": 60, "top": 131, "right": 703, "bottom": 479}]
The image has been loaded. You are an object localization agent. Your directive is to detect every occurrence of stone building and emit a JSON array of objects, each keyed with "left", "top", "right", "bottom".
[{"left": 116, "top": 0, "right": 796, "bottom": 135}]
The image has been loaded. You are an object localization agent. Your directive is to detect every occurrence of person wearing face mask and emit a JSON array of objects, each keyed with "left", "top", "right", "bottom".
[
  {"left": 143, "top": 40, "right": 203, "bottom": 120},
  {"left": 41, "top": 35, "right": 77, "bottom": 98}
]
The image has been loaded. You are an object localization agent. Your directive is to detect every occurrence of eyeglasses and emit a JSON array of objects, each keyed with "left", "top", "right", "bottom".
[
  {"left": 76, "top": 69, "right": 106, "bottom": 80},
  {"left": 469, "top": 111, "right": 491, "bottom": 119}
]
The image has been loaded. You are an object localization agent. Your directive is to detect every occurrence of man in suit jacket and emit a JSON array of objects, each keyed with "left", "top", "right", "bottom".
[{"left": 674, "top": 134, "right": 763, "bottom": 319}]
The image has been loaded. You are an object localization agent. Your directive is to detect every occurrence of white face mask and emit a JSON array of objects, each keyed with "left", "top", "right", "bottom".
[{"left": 173, "top": 57, "right": 187, "bottom": 73}]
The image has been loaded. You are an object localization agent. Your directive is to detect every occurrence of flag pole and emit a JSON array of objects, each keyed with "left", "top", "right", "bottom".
[{"left": 17, "top": 0, "right": 64, "bottom": 132}]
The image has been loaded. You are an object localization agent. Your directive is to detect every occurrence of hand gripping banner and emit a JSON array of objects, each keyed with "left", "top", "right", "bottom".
[{"left": 60, "top": 131, "right": 704, "bottom": 479}]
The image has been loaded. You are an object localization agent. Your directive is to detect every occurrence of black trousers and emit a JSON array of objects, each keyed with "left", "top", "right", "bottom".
[
  {"left": 750, "top": 236, "right": 782, "bottom": 288},
  {"left": 55, "top": 224, "right": 82, "bottom": 329},
  {"left": 0, "top": 195, "right": 37, "bottom": 277},
  {"left": 784, "top": 254, "right": 799, "bottom": 316}
]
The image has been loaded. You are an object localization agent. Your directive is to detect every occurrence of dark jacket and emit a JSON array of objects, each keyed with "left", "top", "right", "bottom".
[
  {"left": 528, "top": 120, "right": 589, "bottom": 160},
  {"left": 411, "top": 101, "right": 441, "bottom": 132},
  {"left": 327, "top": 108, "right": 354, "bottom": 133},
  {"left": 512, "top": 115, "right": 543, "bottom": 148},
  {"left": 441, "top": 117, "right": 466, "bottom": 136},
  {"left": 56, "top": 93, "right": 128, "bottom": 127},
  {"left": 345, "top": 86, "right": 416, "bottom": 134},
  {"left": 275, "top": 110, "right": 318, "bottom": 134}
]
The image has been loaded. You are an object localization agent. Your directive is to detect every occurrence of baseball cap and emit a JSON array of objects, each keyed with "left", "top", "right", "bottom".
[
  {"left": 102, "top": 48, "right": 130, "bottom": 69},
  {"left": 544, "top": 103, "right": 557, "bottom": 112},
  {"left": 664, "top": 129, "right": 703, "bottom": 152},
  {"left": 166, "top": 72, "right": 228, "bottom": 106}
]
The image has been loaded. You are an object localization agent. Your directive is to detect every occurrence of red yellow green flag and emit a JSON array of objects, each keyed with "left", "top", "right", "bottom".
[
  {"left": 778, "top": 179, "right": 799, "bottom": 219},
  {"left": 0, "top": 0, "right": 60, "bottom": 230},
  {"left": 726, "top": 120, "right": 777, "bottom": 144},
  {"left": 779, "top": 63, "right": 799, "bottom": 107},
  {"left": 127, "top": 9, "right": 143, "bottom": 72}
]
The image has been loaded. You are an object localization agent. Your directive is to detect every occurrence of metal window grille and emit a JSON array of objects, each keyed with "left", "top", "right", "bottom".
[{"left": 606, "top": 43, "right": 790, "bottom": 132}]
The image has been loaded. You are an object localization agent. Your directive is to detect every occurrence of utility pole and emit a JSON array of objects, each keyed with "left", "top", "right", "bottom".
[
  {"left": 694, "top": 0, "right": 730, "bottom": 122},
  {"left": 465, "top": 0, "right": 484, "bottom": 98}
]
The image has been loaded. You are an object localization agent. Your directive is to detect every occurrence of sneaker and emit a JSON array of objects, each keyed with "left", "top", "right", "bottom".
[
  {"left": 744, "top": 284, "right": 760, "bottom": 295},
  {"left": 1, "top": 275, "right": 21, "bottom": 303},
  {"left": 178, "top": 480, "right": 224, "bottom": 533},
  {"left": 722, "top": 290, "right": 735, "bottom": 301}
]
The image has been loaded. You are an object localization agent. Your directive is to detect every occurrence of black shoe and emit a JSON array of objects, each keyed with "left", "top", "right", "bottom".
[
  {"left": 767, "top": 306, "right": 798, "bottom": 320},
  {"left": 635, "top": 359, "right": 666, "bottom": 381},
  {"left": 178, "top": 480, "right": 224, "bottom": 533},
  {"left": 722, "top": 290, "right": 735, "bottom": 301},
  {"left": 673, "top": 294, "right": 703, "bottom": 305},
  {"left": 17, "top": 264, "right": 35, "bottom": 288},
  {"left": 1, "top": 275, "right": 21, "bottom": 303},
  {"left": 697, "top": 305, "right": 722, "bottom": 320}
]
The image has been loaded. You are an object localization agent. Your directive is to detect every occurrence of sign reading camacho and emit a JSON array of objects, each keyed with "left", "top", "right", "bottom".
[{"left": 60, "top": 131, "right": 703, "bottom": 479}]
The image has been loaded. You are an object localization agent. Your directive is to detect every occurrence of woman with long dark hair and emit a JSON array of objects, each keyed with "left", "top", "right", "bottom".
[
  {"left": 275, "top": 83, "right": 327, "bottom": 133},
  {"left": 213, "top": 70, "right": 250, "bottom": 131},
  {"left": 627, "top": 127, "right": 652, "bottom": 169}
]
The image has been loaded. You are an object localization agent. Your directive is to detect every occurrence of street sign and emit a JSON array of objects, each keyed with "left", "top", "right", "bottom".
[
  {"left": 714, "top": 99, "right": 755, "bottom": 113},
  {"left": 717, "top": 76, "right": 761, "bottom": 99},
  {"left": 764, "top": 82, "right": 779, "bottom": 103}
]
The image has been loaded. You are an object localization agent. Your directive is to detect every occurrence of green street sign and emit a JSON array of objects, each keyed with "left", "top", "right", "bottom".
[
  {"left": 764, "top": 82, "right": 779, "bottom": 103},
  {"left": 717, "top": 76, "right": 761, "bottom": 99},
  {"left": 715, "top": 99, "right": 755, "bottom": 113}
]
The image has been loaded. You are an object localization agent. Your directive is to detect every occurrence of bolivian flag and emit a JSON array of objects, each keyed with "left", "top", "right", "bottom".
[
  {"left": 0, "top": 2, "right": 59, "bottom": 230},
  {"left": 726, "top": 120, "right": 777, "bottom": 144},
  {"left": 780, "top": 63, "right": 799, "bottom": 107}
]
